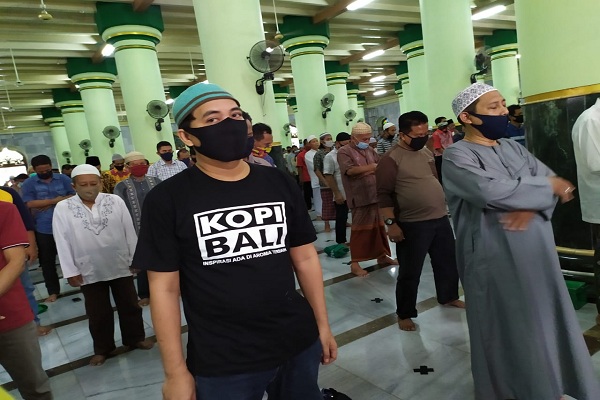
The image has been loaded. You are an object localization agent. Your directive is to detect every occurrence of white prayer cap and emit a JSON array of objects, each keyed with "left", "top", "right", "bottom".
[
  {"left": 383, "top": 122, "right": 395, "bottom": 130},
  {"left": 71, "top": 164, "right": 100, "bottom": 178},
  {"left": 111, "top": 153, "right": 124, "bottom": 162},
  {"left": 319, "top": 132, "right": 330, "bottom": 139},
  {"left": 124, "top": 151, "right": 145, "bottom": 164},
  {"left": 369, "top": 137, "right": 377, "bottom": 144},
  {"left": 306, "top": 135, "right": 318, "bottom": 143},
  {"left": 451, "top": 82, "right": 497, "bottom": 117}
]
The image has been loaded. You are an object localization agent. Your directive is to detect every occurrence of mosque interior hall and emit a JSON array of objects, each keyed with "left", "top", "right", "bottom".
[{"left": 1, "top": 0, "right": 600, "bottom": 399}]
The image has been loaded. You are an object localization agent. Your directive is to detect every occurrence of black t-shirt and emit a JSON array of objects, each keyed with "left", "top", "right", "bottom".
[{"left": 133, "top": 164, "right": 319, "bottom": 376}]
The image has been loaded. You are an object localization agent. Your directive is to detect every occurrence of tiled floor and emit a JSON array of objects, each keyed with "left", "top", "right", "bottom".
[{"left": 4, "top": 221, "right": 600, "bottom": 399}]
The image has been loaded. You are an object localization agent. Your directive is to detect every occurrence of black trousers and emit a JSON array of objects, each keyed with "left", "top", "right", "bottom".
[
  {"left": 395, "top": 216, "right": 459, "bottom": 319},
  {"left": 334, "top": 201, "right": 349, "bottom": 244},
  {"left": 592, "top": 224, "right": 600, "bottom": 314},
  {"left": 434, "top": 155, "right": 443, "bottom": 185},
  {"left": 80, "top": 276, "right": 145, "bottom": 356},
  {"left": 302, "top": 181, "right": 313, "bottom": 210},
  {"left": 137, "top": 271, "right": 149, "bottom": 299},
  {"left": 35, "top": 232, "right": 61, "bottom": 296}
]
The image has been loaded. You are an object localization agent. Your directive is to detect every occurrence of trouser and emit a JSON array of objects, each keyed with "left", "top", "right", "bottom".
[
  {"left": 434, "top": 155, "right": 443, "bottom": 185},
  {"left": 302, "top": 182, "right": 312, "bottom": 210},
  {"left": 592, "top": 224, "right": 600, "bottom": 314},
  {"left": 334, "top": 201, "right": 349, "bottom": 244},
  {"left": 136, "top": 270, "right": 150, "bottom": 299},
  {"left": 19, "top": 265, "right": 40, "bottom": 324},
  {"left": 0, "top": 321, "right": 52, "bottom": 400},
  {"left": 312, "top": 187, "right": 322, "bottom": 217},
  {"left": 35, "top": 232, "right": 60, "bottom": 296},
  {"left": 395, "top": 216, "right": 460, "bottom": 319},
  {"left": 79, "top": 276, "right": 145, "bottom": 356},
  {"left": 195, "top": 339, "right": 322, "bottom": 400}
]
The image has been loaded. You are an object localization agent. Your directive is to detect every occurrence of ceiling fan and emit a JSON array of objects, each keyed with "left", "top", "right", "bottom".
[{"left": 0, "top": 49, "right": 24, "bottom": 88}]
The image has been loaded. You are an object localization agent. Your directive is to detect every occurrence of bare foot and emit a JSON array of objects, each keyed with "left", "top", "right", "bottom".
[
  {"left": 350, "top": 262, "right": 368, "bottom": 277},
  {"left": 316, "top": 216, "right": 323, "bottom": 221},
  {"left": 44, "top": 294, "right": 58, "bottom": 303},
  {"left": 37, "top": 325, "right": 53, "bottom": 336},
  {"left": 398, "top": 318, "right": 417, "bottom": 331},
  {"left": 444, "top": 299, "right": 466, "bottom": 309},
  {"left": 134, "top": 339, "right": 155, "bottom": 350},
  {"left": 377, "top": 256, "right": 398, "bottom": 266},
  {"left": 324, "top": 222, "right": 331, "bottom": 232},
  {"left": 89, "top": 354, "right": 106, "bottom": 366},
  {"left": 138, "top": 298, "right": 150, "bottom": 307}
]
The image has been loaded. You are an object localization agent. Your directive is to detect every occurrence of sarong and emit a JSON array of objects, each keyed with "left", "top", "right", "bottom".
[{"left": 349, "top": 204, "right": 391, "bottom": 262}]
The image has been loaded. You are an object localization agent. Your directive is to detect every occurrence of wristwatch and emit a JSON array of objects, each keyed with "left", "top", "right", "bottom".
[{"left": 384, "top": 218, "right": 395, "bottom": 226}]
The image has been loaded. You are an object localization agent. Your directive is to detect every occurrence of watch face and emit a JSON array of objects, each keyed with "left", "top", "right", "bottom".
[{"left": 385, "top": 218, "right": 394, "bottom": 225}]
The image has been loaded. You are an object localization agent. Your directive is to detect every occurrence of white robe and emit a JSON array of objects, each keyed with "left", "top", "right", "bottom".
[{"left": 53, "top": 193, "right": 137, "bottom": 285}]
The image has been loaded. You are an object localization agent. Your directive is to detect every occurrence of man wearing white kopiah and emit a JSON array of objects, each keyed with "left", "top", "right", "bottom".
[
  {"left": 53, "top": 164, "right": 154, "bottom": 367},
  {"left": 442, "top": 82, "right": 600, "bottom": 400}
]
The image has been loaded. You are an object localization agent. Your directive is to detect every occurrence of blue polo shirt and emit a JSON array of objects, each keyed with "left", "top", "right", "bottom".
[
  {"left": 20, "top": 173, "right": 74, "bottom": 234},
  {"left": 506, "top": 123, "right": 526, "bottom": 146}
]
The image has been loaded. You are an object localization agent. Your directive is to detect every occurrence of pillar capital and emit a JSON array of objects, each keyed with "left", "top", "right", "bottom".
[
  {"left": 52, "top": 89, "right": 84, "bottom": 110},
  {"left": 325, "top": 61, "right": 350, "bottom": 84},
  {"left": 273, "top": 84, "right": 290, "bottom": 103},
  {"left": 280, "top": 15, "right": 329, "bottom": 49},
  {"left": 347, "top": 83, "right": 359, "bottom": 97},
  {"left": 41, "top": 107, "right": 64, "bottom": 126},
  {"left": 67, "top": 58, "right": 117, "bottom": 80},
  {"left": 282, "top": 35, "right": 329, "bottom": 57},
  {"left": 96, "top": 2, "right": 164, "bottom": 45},
  {"left": 398, "top": 24, "right": 424, "bottom": 57},
  {"left": 485, "top": 30, "right": 518, "bottom": 60},
  {"left": 169, "top": 86, "right": 190, "bottom": 100}
]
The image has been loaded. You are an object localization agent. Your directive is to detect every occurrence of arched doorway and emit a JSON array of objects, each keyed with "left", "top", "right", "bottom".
[{"left": 0, "top": 147, "right": 27, "bottom": 187}]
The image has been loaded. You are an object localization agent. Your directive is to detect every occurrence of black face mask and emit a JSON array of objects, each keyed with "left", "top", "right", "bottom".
[
  {"left": 114, "top": 165, "right": 125, "bottom": 171},
  {"left": 405, "top": 135, "right": 429, "bottom": 151},
  {"left": 159, "top": 152, "right": 173, "bottom": 162},
  {"left": 37, "top": 171, "right": 53, "bottom": 180},
  {"left": 470, "top": 113, "right": 509, "bottom": 140},
  {"left": 185, "top": 118, "right": 251, "bottom": 162},
  {"left": 514, "top": 115, "right": 524, "bottom": 124}
]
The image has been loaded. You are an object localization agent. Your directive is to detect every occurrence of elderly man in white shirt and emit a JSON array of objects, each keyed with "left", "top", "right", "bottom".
[
  {"left": 324, "top": 132, "right": 351, "bottom": 245},
  {"left": 53, "top": 164, "right": 154, "bottom": 366},
  {"left": 146, "top": 141, "right": 188, "bottom": 181}
]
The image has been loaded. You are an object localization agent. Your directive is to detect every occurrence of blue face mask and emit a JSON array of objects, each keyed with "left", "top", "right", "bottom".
[
  {"left": 470, "top": 113, "right": 509, "bottom": 140},
  {"left": 356, "top": 142, "right": 369, "bottom": 150}
]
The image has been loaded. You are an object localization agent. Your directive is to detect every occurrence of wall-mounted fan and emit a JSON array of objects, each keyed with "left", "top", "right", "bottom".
[
  {"left": 102, "top": 125, "right": 121, "bottom": 148},
  {"left": 283, "top": 123, "right": 291, "bottom": 136},
  {"left": 321, "top": 93, "right": 335, "bottom": 119},
  {"left": 147, "top": 100, "right": 169, "bottom": 131},
  {"left": 471, "top": 46, "right": 492, "bottom": 83},
  {"left": 344, "top": 109, "right": 357, "bottom": 126},
  {"left": 248, "top": 40, "right": 285, "bottom": 95},
  {"left": 62, "top": 151, "right": 71, "bottom": 164},
  {"left": 79, "top": 139, "right": 92, "bottom": 157},
  {"left": 357, "top": 118, "right": 364, "bottom": 123}
]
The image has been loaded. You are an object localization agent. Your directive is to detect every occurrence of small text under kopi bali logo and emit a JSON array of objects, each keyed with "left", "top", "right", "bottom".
[{"left": 194, "top": 202, "right": 288, "bottom": 265}]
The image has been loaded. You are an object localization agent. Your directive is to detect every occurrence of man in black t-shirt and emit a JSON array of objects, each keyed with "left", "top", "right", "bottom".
[{"left": 133, "top": 82, "right": 337, "bottom": 400}]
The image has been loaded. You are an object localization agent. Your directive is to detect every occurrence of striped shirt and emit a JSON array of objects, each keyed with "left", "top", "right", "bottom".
[
  {"left": 377, "top": 136, "right": 399, "bottom": 155},
  {"left": 147, "top": 159, "right": 188, "bottom": 181}
]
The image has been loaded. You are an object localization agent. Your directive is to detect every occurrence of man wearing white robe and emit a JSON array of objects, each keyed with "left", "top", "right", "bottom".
[{"left": 53, "top": 164, "right": 154, "bottom": 366}]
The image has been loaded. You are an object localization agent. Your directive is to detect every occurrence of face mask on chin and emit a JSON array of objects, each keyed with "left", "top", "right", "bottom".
[
  {"left": 356, "top": 142, "right": 369, "bottom": 150},
  {"left": 470, "top": 113, "right": 509, "bottom": 140},
  {"left": 185, "top": 118, "right": 251, "bottom": 162}
]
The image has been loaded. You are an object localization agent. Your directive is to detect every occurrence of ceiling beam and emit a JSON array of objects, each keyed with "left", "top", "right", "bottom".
[
  {"left": 339, "top": 37, "right": 399, "bottom": 65},
  {"left": 313, "top": 0, "right": 354, "bottom": 24},
  {"left": 133, "top": 0, "right": 154, "bottom": 13}
]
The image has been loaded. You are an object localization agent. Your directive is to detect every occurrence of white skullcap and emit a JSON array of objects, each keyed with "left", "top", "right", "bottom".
[
  {"left": 111, "top": 153, "right": 124, "bottom": 162},
  {"left": 319, "top": 132, "right": 330, "bottom": 139},
  {"left": 383, "top": 122, "right": 395, "bottom": 131},
  {"left": 124, "top": 151, "right": 145, "bottom": 164},
  {"left": 71, "top": 164, "right": 101, "bottom": 178},
  {"left": 451, "top": 83, "right": 497, "bottom": 117},
  {"left": 306, "top": 135, "right": 318, "bottom": 143},
  {"left": 369, "top": 137, "right": 377, "bottom": 143}
]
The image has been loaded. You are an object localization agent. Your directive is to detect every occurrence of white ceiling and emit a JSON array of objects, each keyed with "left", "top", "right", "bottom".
[{"left": 0, "top": 0, "right": 516, "bottom": 133}]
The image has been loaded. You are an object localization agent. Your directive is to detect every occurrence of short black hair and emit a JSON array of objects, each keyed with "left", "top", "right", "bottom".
[
  {"left": 458, "top": 99, "right": 481, "bottom": 125},
  {"left": 398, "top": 111, "right": 429, "bottom": 135},
  {"left": 242, "top": 111, "right": 252, "bottom": 122},
  {"left": 61, "top": 164, "right": 73, "bottom": 171},
  {"left": 508, "top": 104, "right": 521, "bottom": 116},
  {"left": 15, "top": 173, "right": 29, "bottom": 180},
  {"left": 179, "top": 113, "right": 195, "bottom": 131},
  {"left": 31, "top": 155, "right": 52, "bottom": 168},
  {"left": 252, "top": 123, "right": 272, "bottom": 142},
  {"left": 156, "top": 141, "right": 172, "bottom": 151},
  {"left": 177, "top": 149, "right": 189, "bottom": 157},
  {"left": 434, "top": 116, "right": 447, "bottom": 125}
]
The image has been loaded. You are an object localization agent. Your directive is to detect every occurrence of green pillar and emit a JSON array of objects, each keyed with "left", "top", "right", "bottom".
[
  {"left": 399, "top": 25, "right": 429, "bottom": 116},
  {"left": 485, "top": 30, "right": 520, "bottom": 106},
  {"left": 325, "top": 61, "right": 350, "bottom": 135},
  {"left": 52, "top": 89, "right": 91, "bottom": 165},
  {"left": 396, "top": 63, "right": 409, "bottom": 113},
  {"left": 96, "top": 2, "right": 173, "bottom": 162},
  {"left": 67, "top": 58, "right": 125, "bottom": 164},
  {"left": 420, "top": 0, "right": 475, "bottom": 119},
  {"left": 273, "top": 85, "right": 292, "bottom": 148},
  {"left": 357, "top": 95, "right": 366, "bottom": 123},
  {"left": 41, "top": 107, "right": 71, "bottom": 167},
  {"left": 168, "top": 85, "right": 189, "bottom": 101},
  {"left": 281, "top": 16, "right": 330, "bottom": 140},
  {"left": 515, "top": 0, "right": 600, "bottom": 270},
  {"left": 346, "top": 83, "right": 359, "bottom": 130}
]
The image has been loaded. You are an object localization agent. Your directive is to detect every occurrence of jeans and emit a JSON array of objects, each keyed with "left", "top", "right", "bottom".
[
  {"left": 334, "top": 201, "right": 349, "bottom": 244},
  {"left": 396, "top": 217, "right": 459, "bottom": 319},
  {"left": 195, "top": 339, "right": 322, "bottom": 400},
  {"left": 19, "top": 265, "right": 40, "bottom": 324},
  {"left": 35, "top": 232, "right": 60, "bottom": 296}
]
